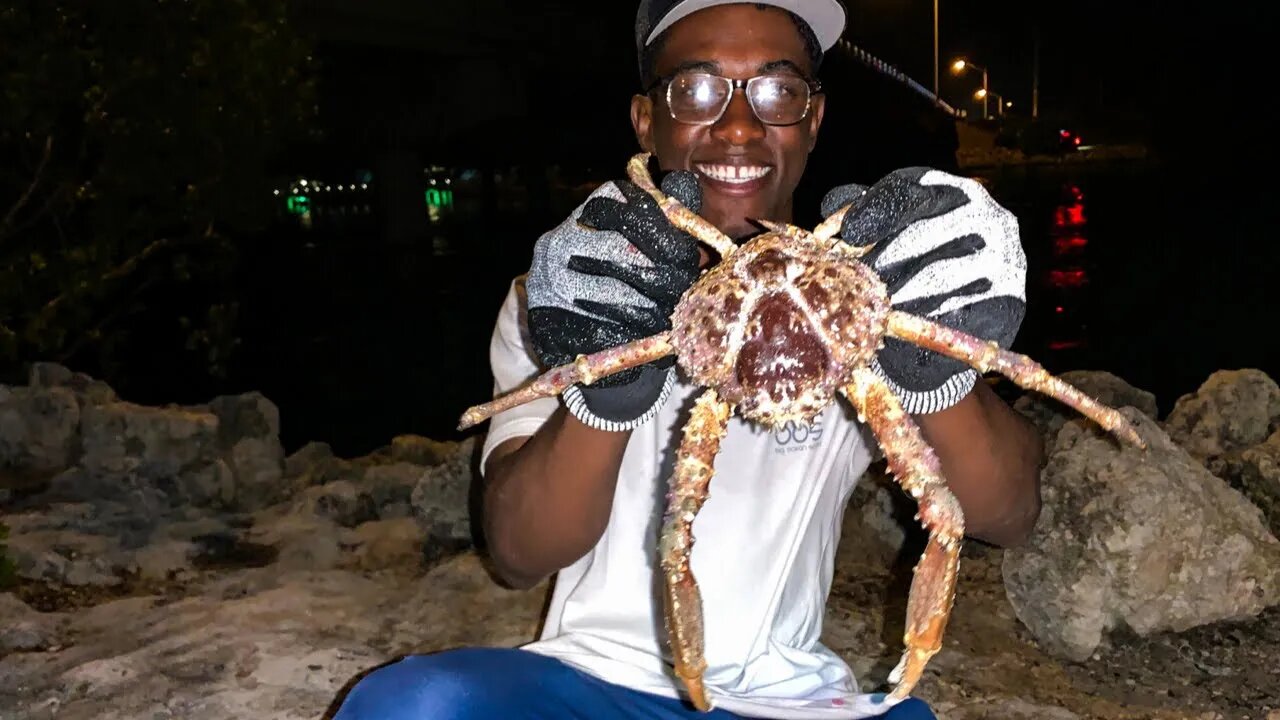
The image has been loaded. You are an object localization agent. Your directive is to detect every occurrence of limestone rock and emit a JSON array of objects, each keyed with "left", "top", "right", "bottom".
[
  {"left": 1163, "top": 369, "right": 1280, "bottom": 462},
  {"left": 1003, "top": 408, "right": 1280, "bottom": 662}
]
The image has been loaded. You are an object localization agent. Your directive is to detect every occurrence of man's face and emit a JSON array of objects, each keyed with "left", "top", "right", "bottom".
[{"left": 631, "top": 4, "right": 826, "bottom": 241}]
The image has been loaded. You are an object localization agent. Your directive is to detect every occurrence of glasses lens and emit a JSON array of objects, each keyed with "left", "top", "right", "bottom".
[
  {"left": 748, "top": 75, "right": 811, "bottom": 125},
  {"left": 667, "top": 73, "right": 730, "bottom": 124}
]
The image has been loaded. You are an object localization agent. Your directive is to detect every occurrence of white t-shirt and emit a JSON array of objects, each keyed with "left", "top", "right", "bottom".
[{"left": 479, "top": 275, "right": 906, "bottom": 719}]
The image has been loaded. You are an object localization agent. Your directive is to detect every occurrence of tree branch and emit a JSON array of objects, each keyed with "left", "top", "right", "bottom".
[{"left": 0, "top": 136, "right": 54, "bottom": 243}]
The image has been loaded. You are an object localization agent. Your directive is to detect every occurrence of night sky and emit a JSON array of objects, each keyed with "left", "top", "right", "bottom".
[{"left": 292, "top": 0, "right": 1270, "bottom": 164}]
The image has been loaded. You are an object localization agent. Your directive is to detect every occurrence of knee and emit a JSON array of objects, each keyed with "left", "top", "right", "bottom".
[
  {"left": 883, "top": 697, "right": 937, "bottom": 720},
  {"left": 333, "top": 652, "right": 495, "bottom": 720}
]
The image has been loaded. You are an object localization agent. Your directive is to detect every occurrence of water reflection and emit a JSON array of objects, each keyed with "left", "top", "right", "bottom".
[{"left": 1043, "top": 183, "right": 1091, "bottom": 352}]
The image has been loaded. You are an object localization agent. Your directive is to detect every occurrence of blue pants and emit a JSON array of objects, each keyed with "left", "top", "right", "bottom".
[{"left": 333, "top": 647, "right": 936, "bottom": 719}]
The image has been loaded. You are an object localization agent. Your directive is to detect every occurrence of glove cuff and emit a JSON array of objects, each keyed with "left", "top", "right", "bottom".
[
  {"left": 873, "top": 361, "right": 978, "bottom": 415},
  {"left": 562, "top": 366, "right": 677, "bottom": 432}
]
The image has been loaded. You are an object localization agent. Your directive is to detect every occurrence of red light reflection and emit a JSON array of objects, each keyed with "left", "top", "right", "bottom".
[
  {"left": 1048, "top": 268, "right": 1088, "bottom": 288},
  {"left": 1053, "top": 235, "right": 1088, "bottom": 254},
  {"left": 1053, "top": 204, "right": 1086, "bottom": 228}
]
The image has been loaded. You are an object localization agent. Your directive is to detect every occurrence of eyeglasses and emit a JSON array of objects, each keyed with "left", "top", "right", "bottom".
[{"left": 646, "top": 71, "right": 821, "bottom": 127}]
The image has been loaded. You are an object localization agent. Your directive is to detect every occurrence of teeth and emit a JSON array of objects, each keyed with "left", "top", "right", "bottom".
[{"left": 696, "top": 164, "right": 772, "bottom": 184}]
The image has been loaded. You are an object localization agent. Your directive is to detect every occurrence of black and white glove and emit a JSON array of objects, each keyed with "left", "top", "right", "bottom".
[
  {"left": 525, "top": 171, "right": 702, "bottom": 431},
  {"left": 821, "top": 167, "right": 1026, "bottom": 414}
]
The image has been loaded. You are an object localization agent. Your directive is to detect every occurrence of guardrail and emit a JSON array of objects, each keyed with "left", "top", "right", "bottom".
[{"left": 835, "top": 39, "right": 964, "bottom": 118}]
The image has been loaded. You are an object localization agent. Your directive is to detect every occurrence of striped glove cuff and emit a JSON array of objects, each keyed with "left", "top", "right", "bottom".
[
  {"left": 872, "top": 359, "right": 978, "bottom": 415},
  {"left": 562, "top": 366, "right": 677, "bottom": 432}
]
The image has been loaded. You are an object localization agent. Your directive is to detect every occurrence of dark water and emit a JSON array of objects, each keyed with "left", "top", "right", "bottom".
[{"left": 209, "top": 158, "right": 1275, "bottom": 457}]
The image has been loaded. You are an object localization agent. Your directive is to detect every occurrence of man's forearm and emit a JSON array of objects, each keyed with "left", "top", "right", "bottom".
[
  {"left": 482, "top": 407, "right": 631, "bottom": 589},
  {"left": 916, "top": 380, "right": 1046, "bottom": 547}
]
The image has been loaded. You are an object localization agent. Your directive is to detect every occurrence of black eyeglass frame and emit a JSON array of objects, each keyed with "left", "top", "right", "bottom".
[{"left": 643, "top": 71, "right": 824, "bottom": 126}]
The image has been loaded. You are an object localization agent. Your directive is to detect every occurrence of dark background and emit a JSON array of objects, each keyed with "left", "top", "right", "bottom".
[{"left": 2, "top": 1, "right": 1274, "bottom": 457}]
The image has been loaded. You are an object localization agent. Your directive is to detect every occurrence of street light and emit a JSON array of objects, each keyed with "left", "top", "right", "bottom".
[
  {"left": 973, "top": 88, "right": 1007, "bottom": 117},
  {"left": 952, "top": 58, "right": 989, "bottom": 119}
]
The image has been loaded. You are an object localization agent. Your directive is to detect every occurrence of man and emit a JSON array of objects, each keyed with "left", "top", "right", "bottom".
[{"left": 334, "top": 2, "right": 1044, "bottom": 718}]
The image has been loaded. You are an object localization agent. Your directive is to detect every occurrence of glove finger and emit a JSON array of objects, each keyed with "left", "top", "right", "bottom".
[
  {"left": 820, "top": 183, "right": 868, "bottom": 221},
  {"left": 892, "top": 279, "right": 992, "bottom": 317},
  {"left": 841, "top": 172, "right": 969, "bottom": 257},
  {"left": 613, "top": 178, "right": 661, "bottom": 212},
  {"left": 596, "top": 179, "right": 701, "bottom": 269},
  {"left": 578, "top": 195, "right": 628, "bottom": 233},
  {"left": 527, "top": 306, "right": 614, "bottom": 368},
  {"left": 934, "top": 295, "right": 1025, "bottom": 348},
  {"left": 574, "top": 299, "right": 670, "bottom": 336},
  {"left": 893, "top": 294, "right": 1025, "bottom": 347},
  {"left": 659, "top": 170, "right": 703, "bottom": 214},
  {"left": 878, "top": 336, "right": 974, "bottom": 393},
  {"left": 876, "top": 232, "right": 987, "bottom": 294},
  {"left": 566, "top": 255, "right": 692, "bottom": 307}
]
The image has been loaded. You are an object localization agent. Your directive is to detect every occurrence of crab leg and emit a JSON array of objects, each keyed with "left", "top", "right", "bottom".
[
  {"left": 812, "top": 203, "right": 852, "bottom": 244},
  {"left": 884, "top": 311, "right": 1145, "bottom": 448},
  {"left": 628, "top": 153, "right": 740, "bottom": 261},
  {"left": 659, "top": 388, "right": 732, "bottom": 712},
  {"left": 457, "top": 332, "right": 674, "bottom": 430},
  {"left": 842, "top": 368, "right": 963, "bottom": 701}
]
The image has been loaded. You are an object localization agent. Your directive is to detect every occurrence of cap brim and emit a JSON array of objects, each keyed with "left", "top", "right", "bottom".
[{"left": 645, "top": 0, "right": 846, "bottom": 52}]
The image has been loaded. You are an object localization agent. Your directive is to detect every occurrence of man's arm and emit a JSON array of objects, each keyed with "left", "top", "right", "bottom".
[
  {"left": 915, "top": 380, "right": 1045, "bottom": 547},
  {"left": 481, "top": 173, "right": 704, "bottom": 591},
  {"left": 482, "top": 409, "right": 630, "bottom": 590}
]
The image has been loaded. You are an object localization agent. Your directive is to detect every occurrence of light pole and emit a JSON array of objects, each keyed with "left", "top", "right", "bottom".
[
  {"left": 952, "top": 58, "right": 989, "bottom": 119},
  {"left": 974, "top": 89, "right": 1010, "bottom": 117},
  {"left": 1032, "top": 22, "right": 1040, "bottom": 119},
  {"left": 933, "top": 0, "right": 939, "bottom": 97}
]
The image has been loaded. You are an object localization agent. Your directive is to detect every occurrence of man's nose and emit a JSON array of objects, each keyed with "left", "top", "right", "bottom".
[{"left": 711, "top": 89, "right": 765, "bottom": 145}]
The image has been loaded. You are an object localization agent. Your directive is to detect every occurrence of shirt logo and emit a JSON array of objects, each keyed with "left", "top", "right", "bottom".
[{"left": 773, "top": 416, "right": 825, "bottom": 454}]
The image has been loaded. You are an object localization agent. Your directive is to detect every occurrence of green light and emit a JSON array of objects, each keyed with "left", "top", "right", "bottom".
[
  {"left": 425, "top": 188, "right": 454, "bottom": 210},
  {"left": 287, "top": 195, "right": 311, "bottom": 214}
]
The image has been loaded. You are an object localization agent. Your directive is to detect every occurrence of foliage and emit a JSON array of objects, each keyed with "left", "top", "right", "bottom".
[{"left": 0, "top": 0, "right": 318, "bottom": 381}]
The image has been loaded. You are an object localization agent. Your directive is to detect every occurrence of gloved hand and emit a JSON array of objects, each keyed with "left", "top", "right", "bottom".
[
  {"left": 525, "top": 170, "right": 703, "bottom": 431},
  {"left": 821, "top": 167, "right": 1026, "bottom": 414}
]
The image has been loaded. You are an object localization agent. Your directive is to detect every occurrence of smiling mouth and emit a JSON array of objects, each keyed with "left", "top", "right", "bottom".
[{"left": 695, "top": 163, "right": 773, "bottom": 185}]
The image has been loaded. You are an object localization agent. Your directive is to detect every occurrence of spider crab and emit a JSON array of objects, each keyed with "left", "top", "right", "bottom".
[{"left": 459, "top": 153, "right": 1145, "bottom": 711}]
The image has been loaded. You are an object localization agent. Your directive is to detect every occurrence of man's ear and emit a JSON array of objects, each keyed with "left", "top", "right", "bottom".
[
  {"left": 806, "top": 93, "right": 827, "bottom": 153},
  {"left": 631, "top": 94, "right": 656, "bottom": 154}
]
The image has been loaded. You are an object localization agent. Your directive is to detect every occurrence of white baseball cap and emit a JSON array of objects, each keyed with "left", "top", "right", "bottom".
[{"left": 636, "top": 0, "right": 848, "bottom": 56}]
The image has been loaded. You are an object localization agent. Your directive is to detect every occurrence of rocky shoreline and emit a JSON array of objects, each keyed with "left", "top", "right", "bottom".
[{"left": 2, "top": 363, "right": 1278, "bottom": 719}]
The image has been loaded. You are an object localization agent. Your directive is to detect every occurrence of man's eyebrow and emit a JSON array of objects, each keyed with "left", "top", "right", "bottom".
[
  {"left": 759, "top": 59, "right": 808, "bottom": 76},
  {"left": 665, "top": 60, "right": 720, "bottom": 75}
]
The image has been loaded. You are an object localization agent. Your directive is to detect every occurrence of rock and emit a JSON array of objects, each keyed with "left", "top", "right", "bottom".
[
  {"left": 386, "top": 434, "right": 455, "bottom": 466},
  {"left": 293, "top": 481, "right": 377, "bottom": 529},
  {"left": 0, "top": 554, "right": 548, "bottom": 720},
  {"left": 1003, "top": 408, "right": 1280, "bottom": 662},
  {"left": 6, "top": 528, "right": 127, "bottom": 587},
  {"left": 0, "top": 386, "right": 80, "bottom": 474},
  {"left": 1163, "top": 369, "right": 1280, "bottom": 462},
  {"left": 283, "top": 442, "right": 334, "bottom": 481},
  {"left": 28, "top": 362, "right": 118, "bottom": 406},
  {"left": 204, "top": 393, "right": 286, "bottom": 511},
  {"left": 132, "top": 540, "right": 198, "bottom": 581},
  {"left": 1014, "top": 370, "right": 1159, "bottom": 441},
  {"left": 844, "top": 463, "right": 915, "bottom": 566},
  {"left": 1208, "top": 429, "right": 1280, "bottom": 538},
  {"left": 246, "top": 505, "right": 345, "bottom": 572},
  {"left": 409, "top": 438, "right": 477, "bottom": 556},
  {"left": 349, "top": 518, "right": 425, "bottom": 571},
  {"left": 362, "top": 463, "right": 424, "bottom": 519},
  {"left": 79, "top": 402, "right": 221, "bottom": 498},
  {"left": 0, "top": 593, "right": 63, "bottom": 653}
]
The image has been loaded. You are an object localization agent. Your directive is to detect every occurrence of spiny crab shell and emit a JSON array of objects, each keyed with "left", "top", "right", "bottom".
[{"left": 670, "top": 230, "right": 891, "bottom": 428}]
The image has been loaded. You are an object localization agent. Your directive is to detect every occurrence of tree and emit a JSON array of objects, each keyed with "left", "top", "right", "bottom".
[{"left": 0, "top": 0, "right": 318, "bottom": 381}]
